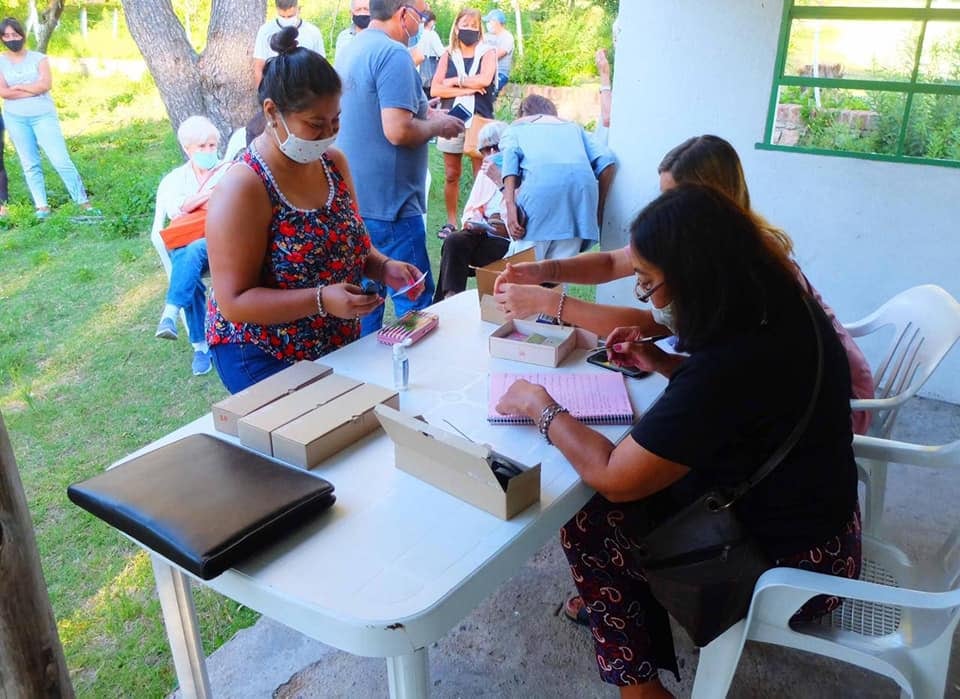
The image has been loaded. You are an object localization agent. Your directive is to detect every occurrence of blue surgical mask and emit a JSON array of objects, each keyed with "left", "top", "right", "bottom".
[
  {"left": 191, "top": 151, "right": 219, "bottom": 171},
  {"left": 403, "top": 10, "right": 423, "bottom": 47}
]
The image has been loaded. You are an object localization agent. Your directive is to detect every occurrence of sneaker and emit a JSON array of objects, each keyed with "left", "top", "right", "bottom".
[
  {"left": 80, "top": 205, "right": 103, "bottom": 216},
  {"left": 35, "top": 208, "right": 50, "bottom": 220},
  {"left": 155, "top": 317, "right": 178, "bottom": 340},
  {"left": 192, "top": 350, "right": 212, "bottom": 376}
]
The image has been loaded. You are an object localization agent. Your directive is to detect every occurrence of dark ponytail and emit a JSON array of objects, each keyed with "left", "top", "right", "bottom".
[{"left": 259, "top": 26, "right": 341, "bottom": 113}]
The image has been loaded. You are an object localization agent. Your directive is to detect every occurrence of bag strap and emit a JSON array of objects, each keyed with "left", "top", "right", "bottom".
[{"left": 727, "top": 293, "right": 825, "bottom": 505}]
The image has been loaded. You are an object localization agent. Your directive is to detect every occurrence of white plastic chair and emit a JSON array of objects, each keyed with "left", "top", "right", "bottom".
[
  {"left": 842, "top": 285, "right": 960, "bottom": 532},
  {"left": 692, "top": 435, "right": 960, "bottom": 699}
]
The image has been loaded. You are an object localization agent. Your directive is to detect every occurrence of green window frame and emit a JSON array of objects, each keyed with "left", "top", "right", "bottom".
[{"left": 759, "top": 1, "right": 960, "bottom": 168}]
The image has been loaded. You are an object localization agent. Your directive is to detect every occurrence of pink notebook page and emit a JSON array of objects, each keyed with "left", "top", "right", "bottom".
[{"left": 488, "top": 372, "right": 635, "bottom": 424}]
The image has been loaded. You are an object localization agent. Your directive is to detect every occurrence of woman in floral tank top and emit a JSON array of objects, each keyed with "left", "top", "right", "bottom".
[{"left": 205, "top": 26, "right": 425, "bottom": 393}]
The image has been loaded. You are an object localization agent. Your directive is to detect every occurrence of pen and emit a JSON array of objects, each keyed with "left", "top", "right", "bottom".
[{"left": 611, "top": 334, "right": 671, "bottom": 350}]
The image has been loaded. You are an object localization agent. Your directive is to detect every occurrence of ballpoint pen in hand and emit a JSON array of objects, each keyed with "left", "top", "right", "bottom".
[{"left": 611, "top": 334, "right": 671, "bottom": 352}]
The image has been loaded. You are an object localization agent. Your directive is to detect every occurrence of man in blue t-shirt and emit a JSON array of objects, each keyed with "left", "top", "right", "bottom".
[{"left": 337, "top": 0, "right": 464, "bottom": 335}]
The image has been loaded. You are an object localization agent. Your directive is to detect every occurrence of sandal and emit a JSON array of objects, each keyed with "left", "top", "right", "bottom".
[
  {"left": 563, "top": 594, "right": 590, "bottom": 626},
  {"left": 436, "top": 223, "right": 456, "bottom": 240}
]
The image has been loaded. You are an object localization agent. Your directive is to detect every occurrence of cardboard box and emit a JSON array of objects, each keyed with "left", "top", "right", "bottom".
[
  {"left": 375, "top": 405, "right": 540, "bottom": 520},
  {"left": 489, "top": 319, "right": 599, "bottom": 368},
  {"left": 212, "top": 361, "right": 332, "bottom": 436},
  {"left": 272, "top": 382, "right": 400, "bottom": 469},
  {"left": 237, "top": 374, "right": 363, "bottom": 456},
  {"left": 475, "top": 247, "right": 537, "bottom": 324}
]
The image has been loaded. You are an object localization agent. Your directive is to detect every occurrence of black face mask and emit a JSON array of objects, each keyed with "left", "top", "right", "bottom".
[
  {"left": 458, "top": 29, "right": 480, "bottom": 47},
  {"left": 3, "top": 38, "right": 25, "bottom": 52},
  {"left": 353, "top": 14, "right": 370, "bottom": 30}
]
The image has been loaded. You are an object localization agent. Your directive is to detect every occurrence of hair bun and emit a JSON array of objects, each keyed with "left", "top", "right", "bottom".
[{"left": 269, "top": 25, "right": 300, "bottom": 55}]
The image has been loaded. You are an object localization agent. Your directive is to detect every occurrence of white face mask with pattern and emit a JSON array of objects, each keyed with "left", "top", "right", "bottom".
[{"left": 271, "top": 111, "right": 335, "bottom": 164}]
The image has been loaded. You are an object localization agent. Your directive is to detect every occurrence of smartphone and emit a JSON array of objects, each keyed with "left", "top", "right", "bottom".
[
  {"left": 586, "top": 348, "right": 651, "bottom": 379},
  {"left": 447, "top": 103, "right": 473, "bottom": 122}
]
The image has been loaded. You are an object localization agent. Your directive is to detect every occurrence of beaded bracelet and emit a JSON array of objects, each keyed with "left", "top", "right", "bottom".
[
  {"left": 556, "top": 288, "right": 567, "bottom": 326},
  {"left": 315, "top": 284, "right": 328, "bottom": 318},
  {"left": 538, "top": 402, "right": 569, "bottom": 445}
]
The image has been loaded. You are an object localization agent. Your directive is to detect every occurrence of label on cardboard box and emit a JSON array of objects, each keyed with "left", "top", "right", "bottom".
[
  {"left": 212, "top": 361, "right": 332, "bottom": 436},
  {"left": 237, "top": 374, "right": 363, "bottom": 456},
  {"left": 375, "top": 405, "right": 540, "bottom": 520},
  {"left": 272, "top": 382, "right": 400, "bottom": 469}
]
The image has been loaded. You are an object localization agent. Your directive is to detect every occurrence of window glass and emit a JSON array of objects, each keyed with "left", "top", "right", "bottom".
[{"left": 785, "top": 19, "right": 920, "bottom": 81}]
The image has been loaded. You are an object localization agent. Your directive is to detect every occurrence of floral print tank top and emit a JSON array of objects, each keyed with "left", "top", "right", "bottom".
[{"left": 206, "top": 147, "right": 371, "bottom": 362}]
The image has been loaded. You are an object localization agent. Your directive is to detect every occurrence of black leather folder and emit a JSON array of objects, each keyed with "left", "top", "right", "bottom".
[{"left": 68, "top": 433, "right": 336, "bottom": 579}]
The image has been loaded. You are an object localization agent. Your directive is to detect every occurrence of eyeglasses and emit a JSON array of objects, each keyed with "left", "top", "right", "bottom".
[
  {"left": 403, "top": 5, "right": 430, "bottom": 22},
  {"left": 479, "top": 145, "right": 499, "bottom": 155},
  {"left": 634, "top": 278, "right": 664, "bottom": 303}
]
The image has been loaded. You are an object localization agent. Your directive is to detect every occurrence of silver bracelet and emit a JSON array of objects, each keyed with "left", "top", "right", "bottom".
[
  {"left": 556, "top": 288, "right": 567, "bottom": 326},
  {"left": 538, "top": 402, "right": 569, "bottom": 445},
  {"left": 315, "top": 284, "right": 328, "bottom": 318}
]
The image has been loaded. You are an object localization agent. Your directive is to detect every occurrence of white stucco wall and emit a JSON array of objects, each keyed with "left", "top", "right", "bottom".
[{"left": 600, "top": 1, "right": 960, "bottom": 403}]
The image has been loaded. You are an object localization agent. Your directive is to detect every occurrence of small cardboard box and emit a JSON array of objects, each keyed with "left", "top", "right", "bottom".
[
  {"left": 475, "top": 247, "right": 537, "bottom": 324},
  {"left": 375, "top": 405, "right": 540, "bottom": 520},
  {"left": 489, "top": 319, "right": 599, "bottom": 368},
  {"left": 272, "top": 382, "right": 400, "bottom": 469},
  {"left": 212, "top": 361, "right": 332, "bottom": 436},
  {"left": 237, "top": 374, "right": 363, "bottom": 456}
]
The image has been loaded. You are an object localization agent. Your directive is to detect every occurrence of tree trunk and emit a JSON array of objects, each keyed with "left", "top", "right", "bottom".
[
  {"left": 0, "top": 411, "right": 74, "bottom": 699},
  {"left": 36, "top": 0, "right": 66, "bottom": 54},
  {"left": 120, "top": 0, "right": 265, "bottom": 143}
]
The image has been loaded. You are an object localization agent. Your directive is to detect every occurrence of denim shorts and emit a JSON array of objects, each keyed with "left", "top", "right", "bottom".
[{"left": 210, "top": 342, "right": 290, "bottom": 394}]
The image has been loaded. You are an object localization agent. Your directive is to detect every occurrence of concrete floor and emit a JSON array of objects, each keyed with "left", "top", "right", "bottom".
[{"left": 171, "top": 397, "right": 960, "bottom": 698}]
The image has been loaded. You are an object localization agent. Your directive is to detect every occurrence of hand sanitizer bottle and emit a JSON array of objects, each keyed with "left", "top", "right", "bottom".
[{"left": 392, "top": 338, "right": 412, "bottom": 390}]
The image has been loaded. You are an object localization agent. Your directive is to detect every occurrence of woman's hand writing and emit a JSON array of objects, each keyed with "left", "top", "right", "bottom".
[
  {"left": 604, "top": 326, "right": 682, "bottom": 378},
  {"left": 493, "top": 283, "right": 557, "bottom": 320}
]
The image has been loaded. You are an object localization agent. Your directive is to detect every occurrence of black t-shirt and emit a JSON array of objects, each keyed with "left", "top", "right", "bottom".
[{"left": 631, "top": 296, "right": 858, "bottom": 559}]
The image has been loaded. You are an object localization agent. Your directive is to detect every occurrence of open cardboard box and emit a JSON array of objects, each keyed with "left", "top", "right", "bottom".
[
  {"left": 212, "top": 361, "right": 332, "bottom": 436},
  {"left": 489, "top": 319, "right": 599, "bottom": 368},
  {"left": 474, "top": 247, "right": 537, "bottom": 324},
  {"left": 375, "top": 405, "right": 540, "bottom": 520},
  {"left": 237, "top": 374, "right": 363, "bottom": 456},
  {"left": 272, "top": 382, "right": 399, "bottom": 469}
]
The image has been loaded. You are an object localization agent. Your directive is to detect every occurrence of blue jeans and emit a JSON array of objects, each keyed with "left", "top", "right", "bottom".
[
  {"left": 3, "top": 110, "right": 88, "bottom": 209},
  {"left": 493, "top": 72, "right": 510, "bottom": 98},
  {"left": 210, "top": 342, "right": 290, "bottom": 394},
  {"left": 167, "top": 239, "right": 209, "bottom": 343},
  {"left": 359, "top": 214, "right": 435, "bottom": 337}
]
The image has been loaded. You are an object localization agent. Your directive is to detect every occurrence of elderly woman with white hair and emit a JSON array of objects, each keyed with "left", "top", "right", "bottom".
[
  {"left": 152, "top": 115, "right": 230, "bottom": 377},
  {"left": 433, "top": 119, "right": 511, "bottom": 302}
]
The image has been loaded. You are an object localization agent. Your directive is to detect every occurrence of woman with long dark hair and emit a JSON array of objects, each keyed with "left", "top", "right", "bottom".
[{"left": 495, "top": 185, "right": 861, "bottom": 697}]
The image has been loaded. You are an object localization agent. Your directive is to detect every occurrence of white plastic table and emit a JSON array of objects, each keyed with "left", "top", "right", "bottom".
[{"left": 129, "top": 292, "right": 667, "bottom": 698}]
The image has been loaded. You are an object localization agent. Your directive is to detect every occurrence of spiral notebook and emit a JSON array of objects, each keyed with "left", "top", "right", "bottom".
[{"left": 488, "top": 372, "right": 635, "bottom": 425}]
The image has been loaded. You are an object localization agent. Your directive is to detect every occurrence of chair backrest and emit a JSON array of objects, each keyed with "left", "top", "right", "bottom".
[
  {"left": 150, "top": 175, "right": 176, "bottom": 280},
  {"left": 844, "top": 285, "right": 960, "bottom": 437}
]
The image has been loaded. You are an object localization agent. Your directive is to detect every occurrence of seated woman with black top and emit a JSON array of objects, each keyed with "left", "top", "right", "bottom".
[{"left": 494, "top": 184, "right": 861, "bottom": 698}]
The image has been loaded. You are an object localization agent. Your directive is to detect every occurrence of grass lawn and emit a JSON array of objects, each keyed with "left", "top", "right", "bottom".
[{"left": 1, "top": 68, "right": 595, "bottom": 698}]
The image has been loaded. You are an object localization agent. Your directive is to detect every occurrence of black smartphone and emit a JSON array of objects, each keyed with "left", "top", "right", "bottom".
[
  {"left": 586, "top": 348, "right": 651, "bottom": 379},
  {"left": 447, "top": 103, "right": 473, "bottom": 122},
  {"left": 360, "top": 279, "right": 380, "bottom": 296}
]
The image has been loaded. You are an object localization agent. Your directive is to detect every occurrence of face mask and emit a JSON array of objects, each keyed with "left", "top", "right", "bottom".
[
  {"left": 276, "top": 15, "right": 300, "bottom": 28},
  {"left": 485, "top": 21, "right": 495, "bottom": 33},
  {"left": 458, "top": 29, "right": 480, "bottom": 47},
  {"left": 191, "top": 151, "right": 219, "bottom": 171},
  {"left": 3, "top": 38, "right": 24, "bottom": 52},
  {"left": 403, "top": 10, "right": 423, "bottom": 47},
  {"left": 272, "top": 111, "right": 335, "bottom": 164},
  {"left": 353, "top": 13, "right": 370, "bottom": 29},
  {"left": 651, "top": 300, "right": 678, "bottom": 335}
]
